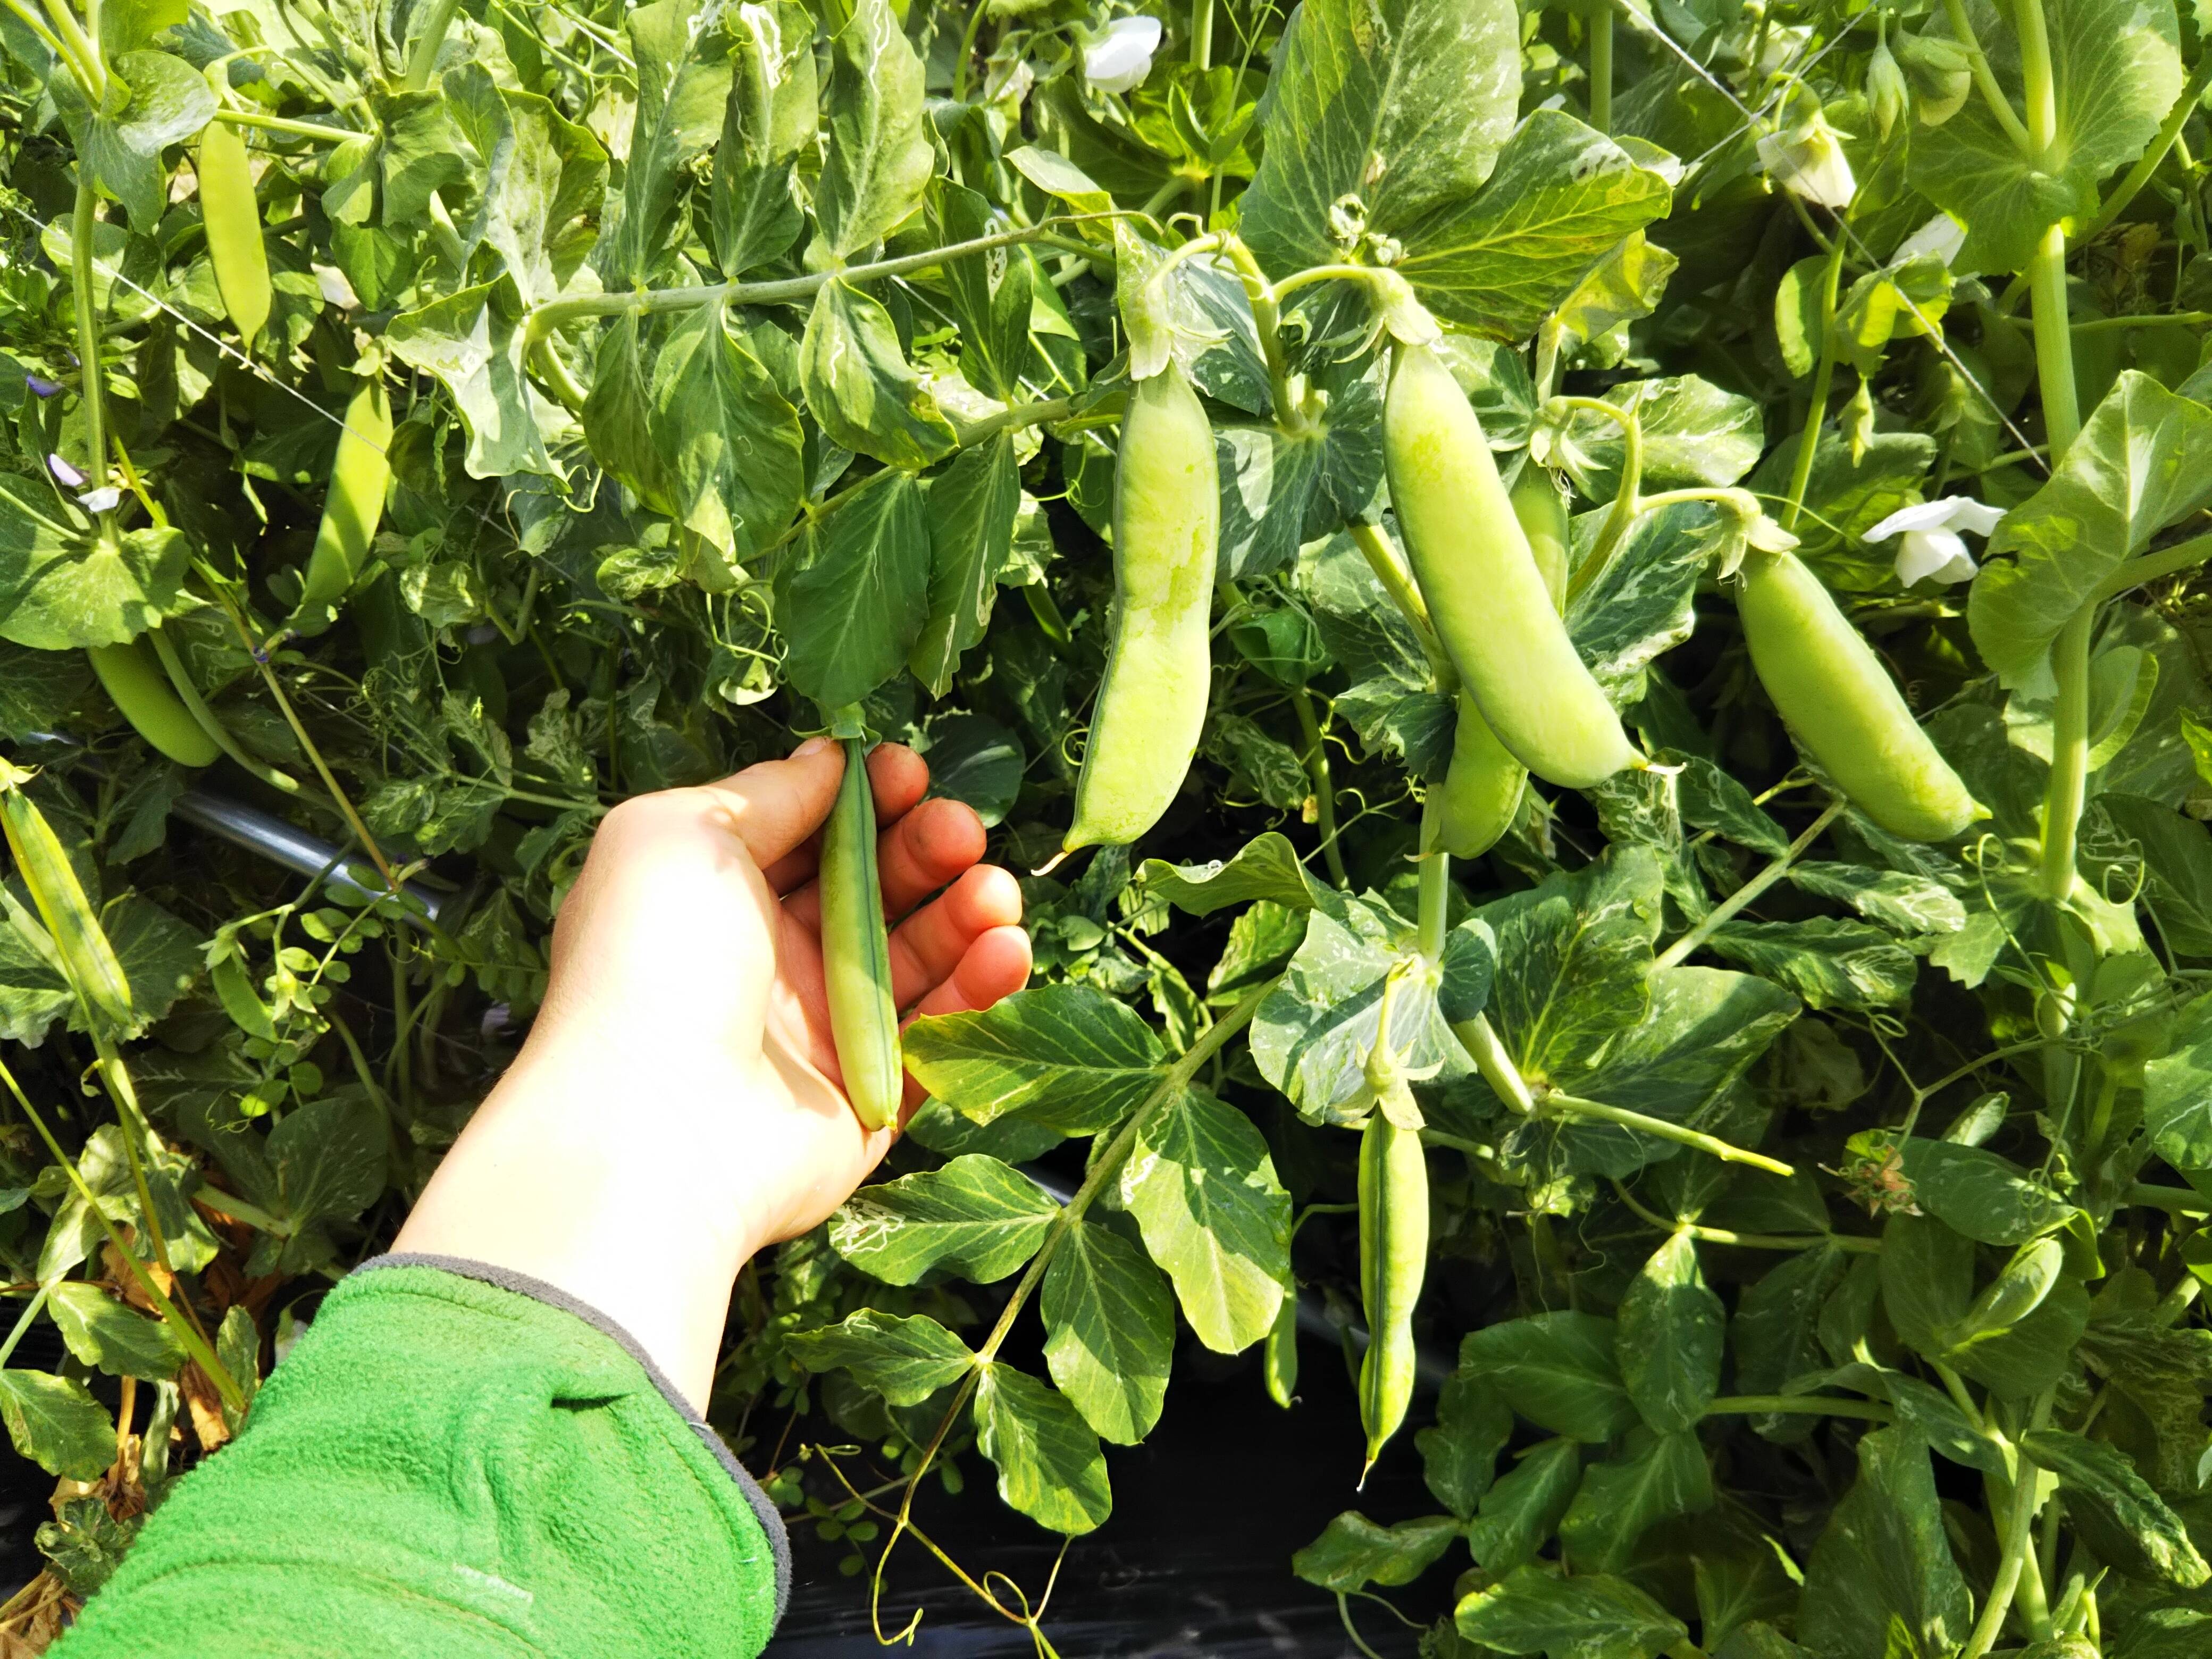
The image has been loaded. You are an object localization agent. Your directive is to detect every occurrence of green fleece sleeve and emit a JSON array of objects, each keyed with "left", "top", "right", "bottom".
[{"left": 52, "top": 1256, "right": 789, "bottom": 1659}]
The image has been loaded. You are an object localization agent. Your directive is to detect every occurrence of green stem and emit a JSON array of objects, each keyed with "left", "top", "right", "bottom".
[
  {"left": 70, "top": 178, "right": 108, "bottom": 502},
  {"left": 2127, "top": 1183, "right": 2209, "bottom": 1214},
  {"left": 212, "top": 108, "right": 357, "bottom": 142},
  {"left": 1453, "top": 1014, "right": 1537, "bottom": 1114},
  {"left": 2069, "top": 311, "right": 2212, "bottom": 332},
  {"left": 531, "top": 338, "right": 589, "bottom": 414},
  {"left": 1221, "top": 239, "right": 1302, "bottom": 429},
  {"left": 1781, "top": 236, "right": 1847, "bottom": 530},
  {"left": 2040, "top": 606, "right": 2093, "bottom": 901},
  {"left": 1417, "top": 811, "right": 1449, "bottom": 962},
  {"left": 38, "top": 0, "right": 103, "bottom": 98},
  {"left": 1563, "top": 397, "right": 1644, "bottom": 599},
  {"left": 1189, "top": 0, "right": 1213, "bottom": 69},
  {"left": 1292, "top": 688, "right": 1350, "bottom": 889},
  {"left": 2093, "top": 528, "right": 2212, "bottom": 601},
  {"left": 402, "top": 0, "right": 463, "bottom": 90},
  {"left": 1, "top": 0, "right": 78, "bottom": 85},
  {"left": 1610, "top": 1179, "right": 1880, "bottom": 1252},
  {"left": 952, "top": 394, "right": 1081, "bottom": 448},
  {"left": 1545, "top": 1093, "right": 1796, "bottom": 1176},
  {"left": 1942, "top": 0, "right": 2037, "bottom": 154},
  {"left": 1655, "top": 800, "right": 1845, "bottom": 970},
  {"left": 1347, "top": 521, "right": 1451, "bottom": 687},
  {"left": 525, "top": 225, "right": 1069, "bottom": 344},
  {"left": 1704, "top": 1394, "right": 1892, "bottom": 1421},
  {"left": 1589, "top": 5, "right": 1613, "bottom": 132},
  {"left": 190, "top": 1179, "right": 285, "bottom": 1235},
  {"left": 1964, "top": 1441, "right": 2046, "bottom": 1657}
]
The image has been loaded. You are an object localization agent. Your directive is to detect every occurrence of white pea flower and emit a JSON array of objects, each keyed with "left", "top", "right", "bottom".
[
  {"left": 1865, "top": 496, "right": 2006, "bottom": 585},
  {"left": 46, "top": 453, "right": 85, "bottom": 489},
  {"left": 1892, "top": 212, "right": 1966, "bottom": 269},
  {"left": 1757, "top": 108, "right": 1857, "bottom": 209},
  {"left": 76, "top": 487, "right": 122, "bottom": 514},
  {"left": 1085, "top": 15, "right": 1162, "bottom": 95}
]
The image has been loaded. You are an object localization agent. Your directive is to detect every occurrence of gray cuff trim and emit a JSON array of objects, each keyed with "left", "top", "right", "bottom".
[{"left": 351, "top": 1252, "right": 791, "bottom": 1627}]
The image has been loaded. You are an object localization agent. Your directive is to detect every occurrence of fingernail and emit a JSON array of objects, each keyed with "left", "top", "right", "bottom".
[{"left": 793, "top": 736, "right": 832, "bottom": 758}]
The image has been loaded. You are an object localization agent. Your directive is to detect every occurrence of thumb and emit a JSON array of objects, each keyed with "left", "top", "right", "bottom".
[{"left": 696, "top": 737, "right": 847, "bottom": 870}]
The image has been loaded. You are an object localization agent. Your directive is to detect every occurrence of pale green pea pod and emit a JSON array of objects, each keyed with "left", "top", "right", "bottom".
[
  {"left": 1943, "top": 1236, "right": 2066, "bottom": 1351},
  {"left": 1263, "top": 1280, "right": 1298, "bottom": 1410},
  {"left": 1736, "top": 546, "right": 1982, "bottom": 841},
  {"left": 819, "top": 735, "right": 903, "bottom": 1132},
  {"left": 294, "top": 376, "right": 393, "bottom": 634},
  {"left": 1509, "top": 462, "right": 1572, "bottom": 605},
  {"left": 0, "top": 759, "right": 135, "bottom": 1034},
  {"left": 1063, "top": 361, "right": 1219, "bottom": 853},
  {"left": 1431, "top": 689, "right": 1526, "bottom": 859},
  {"left": 1358, "top": 1100, "right": 1427, "bottom": 1478},
  {"left": 1383, "top": 343, "right": 1634, "bottom": 790},
  {"left": 88, "top": 636, "right": 220, "bottom": 768},
  {"left": 197, "top": 114, "right": 272, "bottom": 352}
]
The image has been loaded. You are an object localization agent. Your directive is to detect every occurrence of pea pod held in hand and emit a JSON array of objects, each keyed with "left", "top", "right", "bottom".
[
  {"left": 196, "top": 115, "right": 272, "bottom": 351},
  {"left": 1063, "top": 361, "right": 1219, "bottom": 853},
  {"left": 294, "top": 376, "right": 393, "bottom": 632},
  {"left": 87, "top": 636, "right": 219, "bottom": 768},
  {"left": 1736, "top": 547, "right": 1981, "bottom": 841},
  {"left": 819, "top": 738, "right": 903, "bottom": 1131},
  {"left": 0, "top": 760, "right": 134, "bottom": 1034},
  {"left": 1384, "top": 343, "right": 1634, "bottom": 790}
]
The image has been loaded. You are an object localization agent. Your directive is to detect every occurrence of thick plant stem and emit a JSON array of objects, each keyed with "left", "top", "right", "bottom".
[
  {"left": 2040, "top": 607, "right": 2092, "bottom": 900},
  {"left": 1189, "top": 0, "right": 1213, "bottom": 69},
  {"left": 1781, "top": 237, "right": 1847, "bottom": 530},
  {"left": 1589, "top": 6, "right": 1613, "bottom": 132},
  {"left": 1964, "top": 1455, "right": 2045, "bottom": 1657},
  {"left": 1656, "top": 801, "right": 1845, "bottom": 969},
  {"left": 1454, "top": 1014, "right": 1536, "bottom": 1113},
  {"left": 403, "top": 0, "right": 464, "bottom": 90},
  {"left": 71, "top": 179, "right": 108, "bottom": 500},
  {"left": 1546, "top": 1094, "right": 1795, "bottom": 1175}
]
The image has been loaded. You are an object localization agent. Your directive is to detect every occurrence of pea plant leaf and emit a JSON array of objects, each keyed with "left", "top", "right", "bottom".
[
  {"left": 594, "top": 0, "right": 730, "bottom": 288},
  {"left": 1797, "top": 1428, "right": 1975, "bottom": 1659},
  {"left": 1040, "top": 1217, "right": 1174, "bottom": 1444},
  {"left": 828, "top": 1154, "right": 1059, "bottom": 1285},
  {"left": 2021, "top": 1428, "right": 2212, "bottom": 1587},
  {"left": 813, "top": 0, "right": 933, "bottom": 262},
  {"left": 1417, "top": 1370, "right": 1514, "bottom": 1519},
  {"left": 1616, "top": 1232, "right": 1725, "bottom": 1432},
  {"left": 799, "top": 280, "right": 959, "bottom": 469},
  {"left": 775, "top": 468, "right": 931, "bottom": 710},
  {"left": 48, "top": 1281, "right": 185, "bottom": 1380},
  {"left": 1456, "top": 1564, "right": 1688, "bottom": 1659},
  {"left": 1557, "top": 1427, "right": 1715, "bottom": 1573},
  {"left": 0, "top": 1370, "right": 115, "bottom": 1481},
  {"left": 1464, "top": 1437, "right": 1585, "bottom": 1574},
  {"left": 1292, "top": 1512, "right": 1462, "bottom": 1594},
  {"left": 783, "top": 1309, "right": 975, "bottom": 1407},
  {"left": 971, "top": 1363, "right": 1112, "bottom": 1536},
  {"left": 904, "top": 984, "right": 1167, "bottom": 1133},
  {"left": 1459, "top": 1312, "right": 1639, "bottom": 1443}
]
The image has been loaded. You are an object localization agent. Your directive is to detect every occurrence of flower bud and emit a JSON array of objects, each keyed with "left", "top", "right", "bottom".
[{"left": 1866, "top": 36, "right": 1908, "bottom": 142}]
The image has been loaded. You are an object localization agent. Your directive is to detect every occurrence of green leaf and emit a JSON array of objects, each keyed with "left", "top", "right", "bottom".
[
  {"left": 650, "top": 304, "right": 805, "bottom": 566},
  {"left": 1951, "top": 1277, "right": 2088, "bottom": 1396},
  {"left": 70, "top": 50, "right": 217, "bottom": 229},
  {"left": 1563, "top": 501, "right": 1713, "bottom": 706},
  {"left": 49, "top": 1281, "right": 186, "bottom": 1380},
  {"left": 0, "top": 484, "right": 187, "bottom": 650},
  {"left": 387, "top": 278, "right": 555, "bottom": 479},
  {"left": 709, "top": 0, "right": 814, "bottom": 278},
  {"left": 440, "top": 69, "right": 608, "bottom": 307},
  {"left": 0, "top": 1369, "right": 113, "bottom": 1480},
  {"left": 1732, "top": 1245, "right": 1849, "bottom": 1438},
  {"left": 1880, "top": 1213, "right": 1975, "bottom": 1359},
  {"left": 1464, "top": 1437, "right": 1584, "bottom": 1574},
  {"left": 1117, "top": 1087, "right": 1289, "bottom": 1354},
  {"left": 2090, "top": 794, "right": 2212, "bottom": 956},
  {"left": 814, "top": 0, "right": 933, "bottom": 260},
  {"left": 1292, "top": 1511, "right": 1461, "bottom": 1594},
  {"left": 1797, "top": 1428, "right": 1974, "bottom": 1659},
  {"left": 829, "top": 1154, "right": 1058, "bottom": 1284},
  {"left": 1535, "top": 230, "right": 1678, "bottom": 391},
  {"left": 1239, "top": 0, "right": 1521, "bottom": 278},
  {"left": 1456, "top": 1564, "right": 1687, "bottom": 1659},
  {"left": 1894, "top": 1137, "right": 2076, "bottom": 1245},
  {"left": 2022, "top": 1428, "right": 2210, "bottom": 1587},
  {"left": 911, "top": 434, "right": 1019, "bottom": 697},
  {"left": 1706, "top": 918, "right": 1917, "bottom": 1012},
  {"left": 972, "top": 1363, "right": 1111, "bottom": 1535},
  {"left": 2143, "top": 990, "right": 2212, "bottom": 1168},
  {"left": 904, "top": 984, "right": 1165, "bottom": 1134},
  {"left": 1250, "top": 893, "right": 1492, "bottom": 1122},
  {"left": 596, "top": 0, "right": 730, "bottom": 286},
  {"left": 1418, "top": 1368, "right": 1515, "bottom": 1519},
  {"left": 1749, "top": 429, "right": 1938, "bottom": 595},
  {"left": 1911, "top": 0, "right": 2181, "bottom": 273},
  {"left": 0, "top": 641, "right": 93, "bottom": 742},
  {"left": 1459, "top": 1312, "right": 1637, "bottom": 1443},
  {"left": 776, "top": 469, "right": 931, "bottom": 710},
  {"left": 1136, "top": 832, "right": 1323, "bottom": 917},
  {"left": 1616, "top": 1232, "right": 1723, "bottom": 1433},
  {"left": 1971, "top": 373, "right": 2212, "bottom": 687},
  {"left": 1559, "top": 1427, "right": 1714, "bottom": 1573},
  {"left": 933, "top": 184, "right": 1036, "bottom": 404},
  {"left": 1788, "top": 862, "right": 1967, "bottom": 936},
  {"left": 270, "top": 1091, "right": 387, "bottom": 1228},
  {"left": 783, "top": 1309, "right": 975, "bottom": 1406},
  {"left": 923, "top": 714, "right": 1023, "bottom": 828},
  {"left": 800, "top": 280, "right": 958, "bottom": 467},
  {"left": 1040, "top": 1218, "right": 1173, "bottom": 1444},
  {"left": 1668, "top": 753, "right": 1790, "bottom": 856}
]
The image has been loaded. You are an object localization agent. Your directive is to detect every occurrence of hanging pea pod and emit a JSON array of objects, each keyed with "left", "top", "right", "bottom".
[
  {"left": 1736, "top": 546, "right": 1982, "bottom": 841},
  {"left": 294, "top": 375, "right": 393, "bottom": 633},
  {"left": 1384, "top": 342, "right": 1635, "bottom": 790},
  {"left": 1062, "top": 359, "right": 1219, "bottom": 853},
  {"left": 1263, "top": 1278, "right": 1300, "bottom": 1409},
  {"left": 196, "top": 112, "right": 272, "bottom": 352},
  {"left": 0, "top": 759, "right": 134, "bottom": 1034},
  {"left": 819, "top": 723, "right": 903, "bottom": 1132},
  {"left": 87, "top": 636, "right": 219, "bottom": 768},
  {"left": 1942, "top": 1237, "right": 2066, "bottom": 1352},
  {"left": 1509, "top": 462, "right": 1572, "bottom": 605},
  {"left": 1357, "top": 977, "right": 1428, "bottom": 1479}
]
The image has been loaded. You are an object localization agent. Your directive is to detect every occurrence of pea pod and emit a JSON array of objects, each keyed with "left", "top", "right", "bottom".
[
  {"left": 1431, "top": 689, "right": 1526, "bottom": 858},
  {"left": 1736, "top": 547, "right": 1980, "bottom": 841},
  {"left": 1263, "top": 1279, "right": 1299, "bottom": 1410},
  {"left": 1509, "top": 462, "right": 1572, "bottom": 605},
  {"left": 196, "top": 115, "right": 271, "bottom": 351},
  {"left": 1357, "top": 1016, "right": 1428, "bottom": 1478},
  {"left": 1384, "top": 342, "right": 1633, "bottom": 790},
  {"left": 1943, "top": 1237, "right": 2065, "bottom": 1351},
  {"left": 0, "top": 759, "right": 134, "bottom": 1034},
  {"left": 820, "top": 736, "right": 903, "bottom": 1131},
  {"left": 87, "top": 636, "right": 219, "bottom": 768},
  {"left": 1063, "top": 362, "right": 1219, "bottom": 853},
  {"left": 295, "top": 376, "right": 393, "bottom": 630}
]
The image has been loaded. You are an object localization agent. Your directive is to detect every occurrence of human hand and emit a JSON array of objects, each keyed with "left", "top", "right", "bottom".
[{"left": 393, "top": 739, "right": 1030, "bottom": 1406}]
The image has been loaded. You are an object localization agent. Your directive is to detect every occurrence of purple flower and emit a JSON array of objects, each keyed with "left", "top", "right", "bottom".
[
  {"left": 24, "top": 374, "right": 59, "bottom": 398},
  {"left": 46, "top": 454, "right": 85, "bottom": 489}
]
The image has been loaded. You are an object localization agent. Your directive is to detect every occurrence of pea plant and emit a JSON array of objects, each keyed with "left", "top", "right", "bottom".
[{"left": 4, "top": 0, "right": 2212, "bottom": 1649}]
